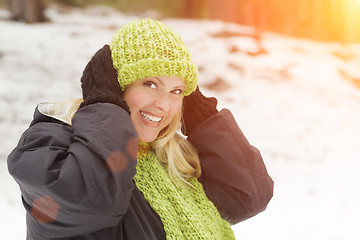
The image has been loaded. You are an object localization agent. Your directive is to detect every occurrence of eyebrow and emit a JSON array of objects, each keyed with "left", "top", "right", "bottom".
[
  {"left": 153, "top": 77, "right": 185, "bottom": 89},
  {"left": 153, "top": 77, "right": 165, "bottom": 86}
]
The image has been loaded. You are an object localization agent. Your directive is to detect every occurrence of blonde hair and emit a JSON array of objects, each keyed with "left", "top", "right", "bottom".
[
  {"left": 57, "top": 99, "right": 201, "bottom": 183},
  {"left": 151, "top": 106, "right": 201, "bottom": 183}
]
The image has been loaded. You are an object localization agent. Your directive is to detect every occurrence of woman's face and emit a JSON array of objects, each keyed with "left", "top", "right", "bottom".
[{"left": 123, "top": 76, "right": 185, "bottom": 142}]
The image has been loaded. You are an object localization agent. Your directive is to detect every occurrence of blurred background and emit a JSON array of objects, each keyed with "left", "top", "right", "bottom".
[{"left": 2, "top": 0, "right": 360, "bottom": 42}]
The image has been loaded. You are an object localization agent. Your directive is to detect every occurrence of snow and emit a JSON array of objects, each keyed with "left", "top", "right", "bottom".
[{"left": 1, "top": 5, "right": 360, "bottom": 240}]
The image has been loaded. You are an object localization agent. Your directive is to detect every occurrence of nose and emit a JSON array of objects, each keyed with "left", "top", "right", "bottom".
[{"left": 154, "top": 92, "right": 170, "bottom": 112}]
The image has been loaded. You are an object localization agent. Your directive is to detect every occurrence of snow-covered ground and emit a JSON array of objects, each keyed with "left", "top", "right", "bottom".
[{"left": 1, "top": 5, "right": 360, "bottom": 240}]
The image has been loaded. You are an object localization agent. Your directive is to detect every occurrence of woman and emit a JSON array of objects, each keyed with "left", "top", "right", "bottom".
[{"left": 7, "top": 19, "right": 273, "bottom": 239}]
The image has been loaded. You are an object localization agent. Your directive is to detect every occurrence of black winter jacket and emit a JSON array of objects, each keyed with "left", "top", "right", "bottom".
[{"left": 8, "top": 102, "right": 273, "bottom": 239}]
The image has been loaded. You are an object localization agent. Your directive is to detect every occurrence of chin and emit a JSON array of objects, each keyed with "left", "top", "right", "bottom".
[{"left": 138, "top": 133, "right": 158, "bottom": 143}]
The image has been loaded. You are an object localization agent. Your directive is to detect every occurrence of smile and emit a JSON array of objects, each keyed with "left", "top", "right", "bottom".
[{"left": 140, "top": 111, "right": 162, "bottom": 123}]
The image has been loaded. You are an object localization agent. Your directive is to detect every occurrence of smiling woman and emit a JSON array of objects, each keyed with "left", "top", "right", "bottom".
[
  {"left": 123, "top": 76, "right": 185, "bottom": 142},
  {"left": 7, "top": 18, "right": 274, "bottom": 240}
]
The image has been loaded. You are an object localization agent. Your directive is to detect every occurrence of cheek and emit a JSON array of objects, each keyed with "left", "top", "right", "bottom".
[
  {"left": 125, "top": 90, "right": 146, "bottom": 111},
  {"left": 169, "top": 99, "right": 182, "bottom": 117}
]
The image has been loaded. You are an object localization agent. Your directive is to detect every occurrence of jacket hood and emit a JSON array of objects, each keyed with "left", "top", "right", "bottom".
[{"left": 37, "top": 102, "right": 74, "bottom": 125}]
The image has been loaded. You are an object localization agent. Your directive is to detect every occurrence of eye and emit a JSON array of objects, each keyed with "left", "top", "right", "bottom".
[
  {"left": 172, "top": 89, "right": 183, "bottom": 95},
  {"left": 144, "top": 81, "right": 157, "bottom": 89}
]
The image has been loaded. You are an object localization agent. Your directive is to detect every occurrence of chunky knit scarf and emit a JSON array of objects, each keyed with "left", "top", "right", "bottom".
[{"left": 133, "top": 142, "right": 236, "bottom": 240}]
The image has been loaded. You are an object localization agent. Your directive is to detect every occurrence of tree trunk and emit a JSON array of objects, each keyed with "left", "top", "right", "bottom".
[
  {"left": 8, "top": 0, "right": 47, "bottom": 23},
  {"left": 8, "top": 0, "right": 26, "bottom": 21}
]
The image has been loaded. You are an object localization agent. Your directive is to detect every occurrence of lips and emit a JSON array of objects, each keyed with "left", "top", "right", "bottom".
[{"left": 140, "top": 111, "right": 162, "bottom": 123}]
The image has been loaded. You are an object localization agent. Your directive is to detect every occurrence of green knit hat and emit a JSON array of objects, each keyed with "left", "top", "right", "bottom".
[{"left": 110, "top": 18, "right": 198, "bottom": 96}]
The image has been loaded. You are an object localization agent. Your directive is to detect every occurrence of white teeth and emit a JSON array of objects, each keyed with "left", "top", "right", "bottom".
[{"left": 141, "top": 111, "right": 162, "bottom": 123}]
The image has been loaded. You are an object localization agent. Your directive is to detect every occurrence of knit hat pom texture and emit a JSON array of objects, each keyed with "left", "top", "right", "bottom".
[{"left": 110, "top": 19, "right": 198, "bottom": 96}]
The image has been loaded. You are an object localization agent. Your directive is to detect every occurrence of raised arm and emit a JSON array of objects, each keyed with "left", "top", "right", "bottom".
[
  {"left": 8, "top": 103, "right": 138, "bottom": 238},
  {"left": 182, "top": 87, "right": 274, "bottom": 224},
  {"left": 189, "top": 109, "right": 273, "bottom": 224},
  {"left": 7, "top": 44, "right": 138, "bottom": 238}
]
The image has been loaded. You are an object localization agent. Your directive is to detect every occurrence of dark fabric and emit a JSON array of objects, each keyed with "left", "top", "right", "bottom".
[
  {"left": 8, "top": 104, "right": 166, "bottom": 240},
  {"left": 191, "top": 109, "right": 274, "bottom": 224},
  {"left": 79, "top": 44, "right": 129, "bottom": 113},
  {"left": 181, "top": 86, "right": 218, "bottom": 136}
]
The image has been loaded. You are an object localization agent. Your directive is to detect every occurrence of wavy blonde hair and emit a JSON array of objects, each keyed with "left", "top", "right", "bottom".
[
  {"left": 57, "top": 99, "right": 201, "bottom": 183},
  {"left": 151, "top": 105, "right": 201, "bottom": 183}
]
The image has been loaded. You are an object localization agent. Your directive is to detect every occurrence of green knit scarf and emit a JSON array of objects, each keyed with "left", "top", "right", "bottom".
[{"left": 133, "top": 142, "right": 236, "bottom": 240}]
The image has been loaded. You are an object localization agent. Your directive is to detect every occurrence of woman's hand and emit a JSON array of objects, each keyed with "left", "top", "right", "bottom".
[
  {"left": 181, "top": 86, "right": 218, "bottom": 136},
  {"left": 79, "top": 45, "right": 129, "bottom": 113}
]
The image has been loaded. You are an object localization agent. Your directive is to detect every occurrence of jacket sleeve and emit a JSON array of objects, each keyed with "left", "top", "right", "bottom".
[
  {"left": 188, "top": 109, "right": 274, "bottom": 225},
  {"left": 7, "top": 103, "right": 138, "bottom": 238}
]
